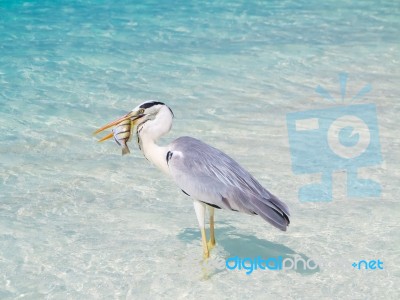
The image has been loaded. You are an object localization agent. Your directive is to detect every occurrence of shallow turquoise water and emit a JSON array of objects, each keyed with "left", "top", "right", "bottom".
[{"left": 1, "top": 0, "right": 399, "bottom": 299}]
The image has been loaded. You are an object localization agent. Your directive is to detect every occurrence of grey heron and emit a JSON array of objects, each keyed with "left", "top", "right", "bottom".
[{"left": 94, "top": 101, "right": 290, "bottom": 258}]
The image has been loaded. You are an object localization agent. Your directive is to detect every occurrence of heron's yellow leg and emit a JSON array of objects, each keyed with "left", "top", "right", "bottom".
[
  {"left": 201, "top": 227, "right": 209, "bottom": 258},
  {"left": 208, "top": 207, "right": 216, "bottom": 249},
  {"left": 193, "top": 201, "right": 210, "bottom": 258}
]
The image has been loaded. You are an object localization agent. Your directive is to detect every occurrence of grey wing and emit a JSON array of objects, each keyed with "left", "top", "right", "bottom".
[{"left": 167, "top": 136, "right": 290, "bottom": 231}]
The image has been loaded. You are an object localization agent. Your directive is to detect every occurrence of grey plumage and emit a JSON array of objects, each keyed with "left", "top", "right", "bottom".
[{"left": 167, "top": 136, "right": 290, "bottom": 231}]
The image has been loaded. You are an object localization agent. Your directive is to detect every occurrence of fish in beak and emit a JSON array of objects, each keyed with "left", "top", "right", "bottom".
[
  {"left": 93, "top": 110, "right": 145, "bottom": 136},
  {"left": 93, "top": 110, "right": 145, "bottom": 154},
  {"left": 94, "top": 111, "right": 133, "bottom": 135}
]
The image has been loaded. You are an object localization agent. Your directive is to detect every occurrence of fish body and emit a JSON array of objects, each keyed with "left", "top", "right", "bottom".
[{"left": 113, "top": 119, "right": 132, "bottom": 155}]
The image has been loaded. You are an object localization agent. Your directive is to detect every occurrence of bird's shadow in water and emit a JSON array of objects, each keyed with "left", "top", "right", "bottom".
[{"left": 178, "top": 223, "right": 320, "bottom": 275}]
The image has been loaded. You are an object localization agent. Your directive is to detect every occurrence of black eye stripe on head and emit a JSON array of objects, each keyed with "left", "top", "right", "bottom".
[
  {"left": 139, "top": 101, "right": 165, "bottom": 109},
  {"left": 138, "top": 101, "right": 174, "bottom": 118}
]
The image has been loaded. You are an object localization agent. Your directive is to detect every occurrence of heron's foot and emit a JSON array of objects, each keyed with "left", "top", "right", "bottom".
[
  {"left": 203, "top": 239, "right": 215, "bottom": 259},
  {"left": 203, "top": 248, "right": 210, "bottom": 259},
  {"left": 201, "top": 228, "right": 210, "bottom": 259},
  {"left": 207, "top": 239, "right": 216, "bottom": 250}
]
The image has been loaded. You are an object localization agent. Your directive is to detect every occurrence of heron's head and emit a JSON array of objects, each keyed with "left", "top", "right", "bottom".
[{"left": 94, "top": 100, "right": 174, "bottom": 141}]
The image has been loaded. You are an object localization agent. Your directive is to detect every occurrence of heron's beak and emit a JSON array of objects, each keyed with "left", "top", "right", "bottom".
[{"left": 93, "top": 110, "right": 145, "bottom": 141}]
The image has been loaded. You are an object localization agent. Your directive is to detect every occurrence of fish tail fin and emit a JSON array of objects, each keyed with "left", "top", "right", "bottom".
[{"left": 121, "top": 146, "right": 130, "bottom": 155}]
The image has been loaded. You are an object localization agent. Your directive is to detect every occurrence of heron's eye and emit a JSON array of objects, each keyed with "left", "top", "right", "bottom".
[{"left": 139, "top": 108, "right": 145, "bottom": 114}]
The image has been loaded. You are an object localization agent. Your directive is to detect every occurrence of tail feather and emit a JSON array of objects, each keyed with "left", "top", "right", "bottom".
[
  {"left": 265, "top": 193, "right": 290, "bottom": 217},
  {"left": 250, "top": 197, "right": 290, "bottom": 231}
]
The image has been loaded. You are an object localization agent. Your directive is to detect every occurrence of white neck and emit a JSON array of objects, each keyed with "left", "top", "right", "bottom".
[
  {"left": 137, "top": 106, "right": 173, "bottom": 175},
  {"left": 141, "top": 136, "right": 170, "bottom": 175}
]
